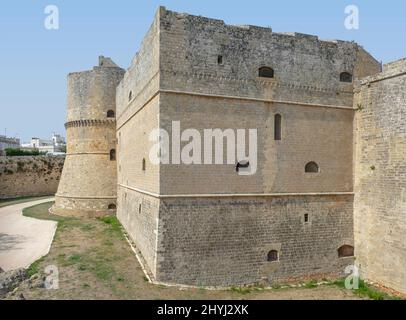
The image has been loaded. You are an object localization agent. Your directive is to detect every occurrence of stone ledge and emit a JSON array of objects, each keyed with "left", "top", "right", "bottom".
[{"left": 64, "top": 119, "right": 116, "bottom": 128}]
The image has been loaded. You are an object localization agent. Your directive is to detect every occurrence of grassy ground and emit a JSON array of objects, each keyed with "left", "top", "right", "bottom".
[
  {"left": 0, "top": 196, "right": 52, "bottom": 208},
  {"left": 9, "top": 201, "right": 402, "bottom": 300}
]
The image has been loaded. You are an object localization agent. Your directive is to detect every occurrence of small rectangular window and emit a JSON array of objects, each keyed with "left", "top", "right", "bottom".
[
  {"left": 217, "top": 55, "right": 223, "bottom": 64},
  {"left": 304, "top": 213, "right": 309, "bottom": 223},
  {"left": 274, "top": 114, "right": 282, "bottom": 140}
]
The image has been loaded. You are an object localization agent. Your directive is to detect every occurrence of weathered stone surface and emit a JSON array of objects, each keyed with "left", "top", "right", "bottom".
[
  {"left": 0, "top": 156, "right": 64, "bottom": 199},
  {"left": 354, "top": 58, "right": 406, "bottom": 294},
  {"left": 116, "top": 7, "right": 381, "bottom": 286},
  {"left": 52, "top": 57, "right": 125, "bottom": 217},
  {"left": 157, "top": 195, "right": 355, "bottom": 286}
]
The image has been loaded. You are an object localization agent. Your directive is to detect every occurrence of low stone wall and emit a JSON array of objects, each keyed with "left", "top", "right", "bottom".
[{"left": 0, "top": 156, "right": 65, "bottom": 199}]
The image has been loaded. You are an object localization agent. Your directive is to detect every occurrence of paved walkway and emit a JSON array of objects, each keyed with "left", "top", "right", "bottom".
[{"left": 0, "top": 198, "right": 56, "bottom": 271}]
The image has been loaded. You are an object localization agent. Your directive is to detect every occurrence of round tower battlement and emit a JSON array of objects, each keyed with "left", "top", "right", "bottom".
[{"left": 52, "top": 56, "right": 125, "bottom": 217}]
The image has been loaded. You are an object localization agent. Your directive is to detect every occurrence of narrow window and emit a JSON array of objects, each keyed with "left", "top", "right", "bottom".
[
  {"left": 142, "top": 158, "right": 146, "bottom": 171},
  {"left": 340, "top": 72, "right": 353, "bottom": 83},
  {"left": 304, "top": 213, "right": 309, "bottom": 223},
  {"left": 305, "top": 161, "right": 319, "bottom": 173},
  {"left": 139, "top": 203, "right": 142, "bottom": 214},
  {"left": 267, "top": 250, "right": 279, "bottom": 262},
  {"left": 274, "top": 114, "right": 281, "bottom": 140},
  {"left": 259, "top": 66, "right": 274, "bottom": 78},
  {"left": 107, "top": 110, "right": 115, "bottom": 118},
  {"left": 217, "top": 55, "right": 223, "bottom": 64},
  {"left": 338, "top": 245, "right": 354, "bottom": 258},
  {"left": 110, "top": 149, "right": 116, "bottom": 161},
  {"left": 129, "top": 91, "right": 133, "bottom": 101},
  {"left": 108, "top": 203, "right": 116, "bottom": 210}
]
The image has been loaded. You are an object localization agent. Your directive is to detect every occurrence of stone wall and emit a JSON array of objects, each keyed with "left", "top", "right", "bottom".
[
  {"left": 159, "top": 8, "right": 381, "bottom": 105},
  {"left": 0, "top": 156, "right": 64, "bottom": 199},
  {"left": 115, "top": 7, "right": 382, "bottom": 286},
  {"left": 354, "top": 58, "right": 406, "bottom": 294},
  {"left": 116, "top": 188, "right": 160, "bottom": 275},
  {"left": 156, "top": 7, "right": 380, "bottom": 196},
  {"left": 52, "top": 57, "right": 125, "bottom": 217},
  {"left": 159, "top": 92, "right": 355, "bottom": 195},
  {"left": 154, "top": 195, "right": 354, "bottom": 286}
]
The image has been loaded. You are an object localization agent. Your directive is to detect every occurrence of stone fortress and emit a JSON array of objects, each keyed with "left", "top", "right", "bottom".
[{"left": 52, "top": 7, "right": 406, "bottom": 294}]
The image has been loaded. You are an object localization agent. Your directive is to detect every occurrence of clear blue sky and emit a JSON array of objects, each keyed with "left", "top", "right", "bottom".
[{"left": 0, "top": 0, "right": 405, "bottom": 142}]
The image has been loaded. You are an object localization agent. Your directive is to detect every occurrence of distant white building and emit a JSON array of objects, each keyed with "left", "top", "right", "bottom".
[
  {"left": 21, "top": 133, "right": 66, "bottom": 154},
  {"left": 52, "top": 133, "right": 66, "bottom": 147}
]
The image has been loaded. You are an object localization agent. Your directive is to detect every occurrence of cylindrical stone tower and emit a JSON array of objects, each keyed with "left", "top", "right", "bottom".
[{"left": 52, "top": 56, "right": 125, "bottom": 217}]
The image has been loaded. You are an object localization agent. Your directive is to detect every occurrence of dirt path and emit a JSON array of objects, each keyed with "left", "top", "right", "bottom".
[{"left": 0, "top": 198, "right": 56, "bottom": 271}]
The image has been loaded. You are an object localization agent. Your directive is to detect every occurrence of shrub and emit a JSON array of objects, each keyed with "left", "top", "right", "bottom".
[{"left": 5, "top": 148, "right": 47, "bottom": 156}]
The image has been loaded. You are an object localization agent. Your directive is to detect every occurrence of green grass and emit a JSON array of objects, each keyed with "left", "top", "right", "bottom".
[
  {"left": 98, "top": 216, "right": 124, "bottom": 239},
  {"left": 304, "top": 280, "right": 318, "bottom": 289},
  {"left": 327, "top": 278, "right": 402, "bottom": 300},
  {"left": 26, "top": 257, "right": 45, "bottom": 278},
  {"left": 68, "top": 253, "right": 82, "bottom": 263},
  {"left": 22, "top": 201, "right": 80, "bottom": 237},
  {"left": 229, "top": 283, "right": 266, "bottom": 295},
  {"left": 23, "top": 201, "right": 64, "bottom": 222},
  {"left": 230, "top": 286, "right": 251, "bottom": 295},
  {"left": 98, "top": 216, "right": 122, "bottom": 231},
  {"left": 80, "top": 224, "right": 94, "bottom": 231},
  {"left": 23, "top": 202, "right": 128, "bottom": 295}
]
